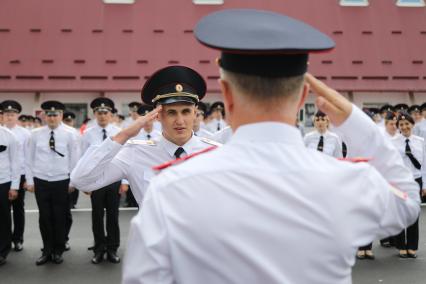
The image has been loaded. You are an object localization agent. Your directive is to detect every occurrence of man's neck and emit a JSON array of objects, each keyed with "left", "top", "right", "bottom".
[
  {"left": 163, "top": 133, "right": 192, "bottom": 146},
  {"left": 5, "top": 123, "right": 17, "bottom": 129}
]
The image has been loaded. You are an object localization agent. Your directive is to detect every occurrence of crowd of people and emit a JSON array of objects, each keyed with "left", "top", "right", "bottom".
[{"left": 0, "top": 8, "right": 423, "bottom": 284}]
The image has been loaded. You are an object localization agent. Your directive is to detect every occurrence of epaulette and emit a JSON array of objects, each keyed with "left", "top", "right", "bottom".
[
  {"left": 200, "top": 137, "right": 222, "bottom": 147},
  {"left": 153, "top": 146, "right": 217, "bottom": 171},
  {"left": 337, "top": 157, "right": 372, "bottom": 163},
  {"left": 126, "top": 139, "right": 156, "bottom": 146}
]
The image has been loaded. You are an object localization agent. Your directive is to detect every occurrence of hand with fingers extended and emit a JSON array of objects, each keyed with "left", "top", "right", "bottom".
[
  {"left": 113, "top": 105, "right": 162, "bottom": 145},
  {"left": 8, "top": 190, "right": 18, "bottom": 201},
  {"left": 305, "top": 73, "right": 352, "bottom": 127}
]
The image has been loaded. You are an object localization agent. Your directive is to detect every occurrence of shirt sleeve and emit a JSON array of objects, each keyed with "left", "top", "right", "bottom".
[
  {"left": 8, "top": 133, "right": 20, "bottom": 190},
  {"left": 333, "top": 136, "right": 343, "bottom": 158},
  {"left": 334, "top": 105, "right": 420, "bottom": 229},
  {"left": 25, "top": 133, "right": 35, "bottom": 186},
  {"left": 70, "top": 137, "right": 128, "bottom": 192},
  {"left": 123, "top": 186, "right": 174, "bottom": 284},
  {"left": 421, "top": 140, "right": 426, "bottom": 184}
]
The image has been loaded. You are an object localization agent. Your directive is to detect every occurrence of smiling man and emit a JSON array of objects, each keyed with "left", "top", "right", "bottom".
[{"left": 70, "top": 65, "right": 220, "bottom": 206}]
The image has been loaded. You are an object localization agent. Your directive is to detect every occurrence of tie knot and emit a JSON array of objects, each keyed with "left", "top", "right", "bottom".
[
  {"left": 406, "top": 138, "right": 410, "bottom": 143},
  {"left": 50, "top": 131, "right": 54, "bottom": 135},
  {"left": 174, "top": 147, "right": 185, "bottom": 159}
]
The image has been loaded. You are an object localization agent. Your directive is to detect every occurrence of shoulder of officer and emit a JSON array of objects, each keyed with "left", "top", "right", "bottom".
[
  {"left": 412, "top": 135, "right": 424, "bottom": 143},
  {"left": 199, "top": 137, "right": 222, "bottom": 147},
  {"left": 31, "top": 126, "right": 45, "bottom": 135}
]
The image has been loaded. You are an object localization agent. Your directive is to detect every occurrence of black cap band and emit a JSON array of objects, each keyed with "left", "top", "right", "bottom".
[{"left": 220, "top": 52, "right": 308, "bottom": 77}]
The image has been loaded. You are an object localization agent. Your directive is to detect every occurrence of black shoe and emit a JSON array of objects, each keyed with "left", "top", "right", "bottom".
[
  {"left": 14, "top": 242, "right": 23, "bottom": 252},
  {"left": 65, "top": 242, "right": 70, "bottom": 251},
  {"left": 407, "top": 251, "right": 417, "bottom": 259},
  {"left": 107, "top": 251, "right": 120, "bottom": 263},
  {"left": 398, "top": 253, "right": 408, "bottom": 259},
  {"left": 0, "top": 256, "right": 6, "bottom": 266},
  {"left": 36, "top": 254, "right": 51, "bottom": 266},
  {"left": 52, "top": 254, "right": 63, "bottom": 264},
  {"left": 91, "top": 252, "right": 104, "bottom": 264}
]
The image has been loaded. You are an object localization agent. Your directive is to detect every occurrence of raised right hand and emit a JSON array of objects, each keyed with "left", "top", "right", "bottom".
[{"left": 112, "top": 105, "right": 162, "bottom": 145}]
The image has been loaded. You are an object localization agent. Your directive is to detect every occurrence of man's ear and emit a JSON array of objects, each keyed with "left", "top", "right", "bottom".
[{"left": 219, "top": 78, "right": 234, "bottom": 117}]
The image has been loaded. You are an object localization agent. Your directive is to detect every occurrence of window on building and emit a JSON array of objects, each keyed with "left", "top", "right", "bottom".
[
  {"left": 103, "top": 0, "right": 135, "bottom": 4},
  {"left": 396, "top": 0, "right": 425, "bottom": 7},
  {"left": 339, "top": 0, "right": 369, "bottom": 6},
  {"left": 193, "top": 0, "right": 224, "bottom": 5}
]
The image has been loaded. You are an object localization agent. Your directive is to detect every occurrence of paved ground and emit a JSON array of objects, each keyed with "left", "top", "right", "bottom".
[{"left": 2, "top": 193, "right": 426, "bottom": 284}]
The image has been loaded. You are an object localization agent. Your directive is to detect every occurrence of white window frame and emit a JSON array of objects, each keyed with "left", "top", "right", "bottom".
[
  {"left": 396, "top": 0, "right": 426, "bottom": 7},
  {"left": 193, "top": 0, "right": 224, "bottom": 5},
  {"left": 103, "top": 0, "right": 135, "bottom": 4},
  {"left": 339, "top": 0, "right": 369, "bottom": 6}
]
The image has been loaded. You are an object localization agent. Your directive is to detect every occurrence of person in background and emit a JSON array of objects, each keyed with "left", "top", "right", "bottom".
[
  {"left": 26, "top": 101, "right": 80, "bottom": 265},
  {"left": 1, "top": 100, "right": 31, "bottom": 252},
  {"left": 205, "top": 101, "right": 227, "bottom": 133},
  {"left": 395, "top": 103, "right": 409, "bottom": 115},
  {"left": 392, "top": 112, "right": 425, "bottom": 258},
  {"left": 0, "top": 104, "right": 20, "bottom": 266},
  {"left": 122, "top": 102, "right": 142, "bottom": 129},
  {"left": 33, "top": 117, "right": 42, "bottom": 128},
  {"left": 79, "top": 98, "right": 124, "bottom": 265},
  {"left": 63, "top": 111, "right": 76, "bottom": 128},
  {"left": 193, "top": 103, "right": 214, "bottom": 139},
  {"left": 304, "top": 110, "right": 342, "bottom": 158}
]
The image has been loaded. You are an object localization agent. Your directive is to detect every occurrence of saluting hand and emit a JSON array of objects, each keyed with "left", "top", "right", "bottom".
[
  {"left": 112, "top": 105, "right": 162, "bottom": 145},
  {"left": 305, "top": 73, "right": 353, "bottom": 127}
]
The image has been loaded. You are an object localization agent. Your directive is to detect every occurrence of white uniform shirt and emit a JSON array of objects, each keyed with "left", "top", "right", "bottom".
[
  {"left": 7, "top": 125, "right": 31, "bottom": 175},
  {"left": 212, "top": 126, "right": 233, "bottom": 144},
  {"left": 206, "top": 118, "right": 228, "bottom": 133},
  {"left": 304, "top": 130, "right": 343, "bottom": 158},
  {"left": 123, "top": 106, "right": 420, "bottom": 284},
  {"left": 26, "top": 124, "right": 80, "bottom": 186},
  {"left": 194, "top": 128, "right": 214, "bottom": 140},
  {"left": 413, "top": 119, "right": 426, "bottom": 139},
  {"left": 392, "top": 134, "right": 426, "bottom": 182},
  {"left": 0, "top": 126, "right": 20, "bottom": 189},
  {"left": 71, "top": 135, "right": 220, "bottom": 205},
  {"left": 133, "top": 129, "right": 162, "bottom": 141},
  {"left": 80, "top": 123, "right": 122, "bottom": 155}
]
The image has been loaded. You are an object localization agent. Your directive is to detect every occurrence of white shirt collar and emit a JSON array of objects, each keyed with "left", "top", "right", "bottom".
[
  {"left": 159, "top": 134, "right": 200, "bottom": 158},
  {"left": 230, "top": 122, "right": 304, "bottom": 146}
]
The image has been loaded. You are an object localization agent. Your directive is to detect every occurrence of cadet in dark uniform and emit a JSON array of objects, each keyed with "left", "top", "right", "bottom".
[{"left": 26, "top": 101, "right": 80, "bottom": 265}]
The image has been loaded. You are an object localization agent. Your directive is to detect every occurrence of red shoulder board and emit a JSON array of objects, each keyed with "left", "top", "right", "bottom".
[
  {"left": 152, "top": 146, "right": 218, "bottom": 171},
  {"left": 337, "top": 157, "right": 372, "bottom": 163}
]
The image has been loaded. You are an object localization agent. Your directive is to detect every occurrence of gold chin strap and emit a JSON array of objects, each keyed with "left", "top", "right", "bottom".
[{"left": 152, "top": 92, "right": 199, "bottom": 103}]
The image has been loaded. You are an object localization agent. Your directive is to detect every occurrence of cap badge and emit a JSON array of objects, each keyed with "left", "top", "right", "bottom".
[
  {"left": 175, "top": 84, "right": 183, "bottom": 92},
  {"left": 7, "top": 106, "right": 11, "bottom": 109},
  {"left": 51, "top": 107, "right": 55, "bottom": 111},
  {"left": 101, "top": 103, "right": 105, "bottom": 107}
]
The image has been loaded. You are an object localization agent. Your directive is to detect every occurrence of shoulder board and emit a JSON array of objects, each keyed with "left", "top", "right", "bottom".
[
  {"left": 126, "top": 139, "right": 156, "bottom": 146},
  {"left": 31, "top": 127, "right": 44, "bottom": 133},
  {"left": 200, "top": 137, "right": 222, "bottom": 147},
  {"left": 337, "top": 157, "right": 372, "bottom": 163},
  {"left": 153, "top": 145, "right": 217, "bottom": 171}
]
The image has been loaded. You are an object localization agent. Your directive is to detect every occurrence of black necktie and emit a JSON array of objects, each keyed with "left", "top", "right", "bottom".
[
  {"left": 405, "top": 139, "right": 421, "bottom": 170},
  {"left": 102, "top": 129, "right": 107, "bottom": 141},
  {"left": 49, "top": 131, "right": 64, "bottom": 157},
  {"left": 0, "top": 145, "right": 7, "bottom": 153},
  {"left": 217, "top": 122, "right": 221, "bottom": 131},
  {"left": 174, "top": 147, "right": 185, "bottom": 159},
  {"left": 317, "top": 135, "right": 324, "bottom": 152},
  {"left": 147, "top": 134, "right": 151, "bottom": 140}
]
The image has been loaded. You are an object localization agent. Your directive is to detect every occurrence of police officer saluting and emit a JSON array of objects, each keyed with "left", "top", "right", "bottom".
[
  {"left": 0, "top": 104, "right": 20, "bottom": 265},
  {"left": 71, "top": 65, "right": 221, "bottom": 207},
  {"left": 80, "top": 98, "right": 123, "bottom": 264},
  {"left": 123, "top": 9, "right": 420, "bottom": 283},
  {"left": 26, "top": 101, "right": 80, "bottom": 265},
  {"left": 1, "top": 100, "right": 31, "bottom": 252}
]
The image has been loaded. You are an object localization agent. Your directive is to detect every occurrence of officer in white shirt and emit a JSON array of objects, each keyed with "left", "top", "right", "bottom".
[
  {"left": 122, "top": 10, "right": 421, "bottom": 284},
  {"left": 381, "top": 112, "right": 400, "bottom": 140},
  {"left": 304, "top": 110, "right": 342, "bottom": 158},
  {"left": 205, "top": 101, "right": 227, "bottom": 133},
  {"left": 212, "top": 126, "right": 233, "bottom": 144},
  {"left": 409, "top": 105, "right": 423, "bottom": 124},
  {"left": 79, "top": 98, "right": 123, "bottom": 264},
  {"left": 26, "top": 101, "right": 80, "bottom": 266},
  {"left": 1, "top": 100, "right": 31, "bottom": 252},
  {"left": 0, "top": 110, "right": 20, "bottom": 266},
  {"left": 193, "top": 103, "right": 214, "bottom": 139},
  {"left": 122, "top": 102, "right": 142, "bottom": 129},
  {"left": 133, "top": 104, "right": 162, "bottom": 141},
  {"left": 71, "top": 65, "right": 221, "bottom": 207},
  {"left": 392, "top": 112, "right": 425, "bottom": 258}
]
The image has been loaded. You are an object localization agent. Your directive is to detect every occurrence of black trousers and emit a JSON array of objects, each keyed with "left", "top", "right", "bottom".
[
  {"left": 34, "top": 178, "right": 70, "bottom": 255},
  {"left": 0, "top": 182, "right": 12, "bottom": 258},
  {"left": 65, "top": 193, "right": 73, "bottom": 242},
  {"left": 69, "top": 189, "right": 79, "bottom": 208},
  {"left": 396, "top": 177, "right": 422, "bottom": 251},
  {"left": 10, "top": 175, "right": 26, "bottom": 243},
  {"left": 90, "top": 182, "right": 121, "bottom": 253},
  {"left": 125, "top": 186, "right": 138, "bottom": 208}
]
